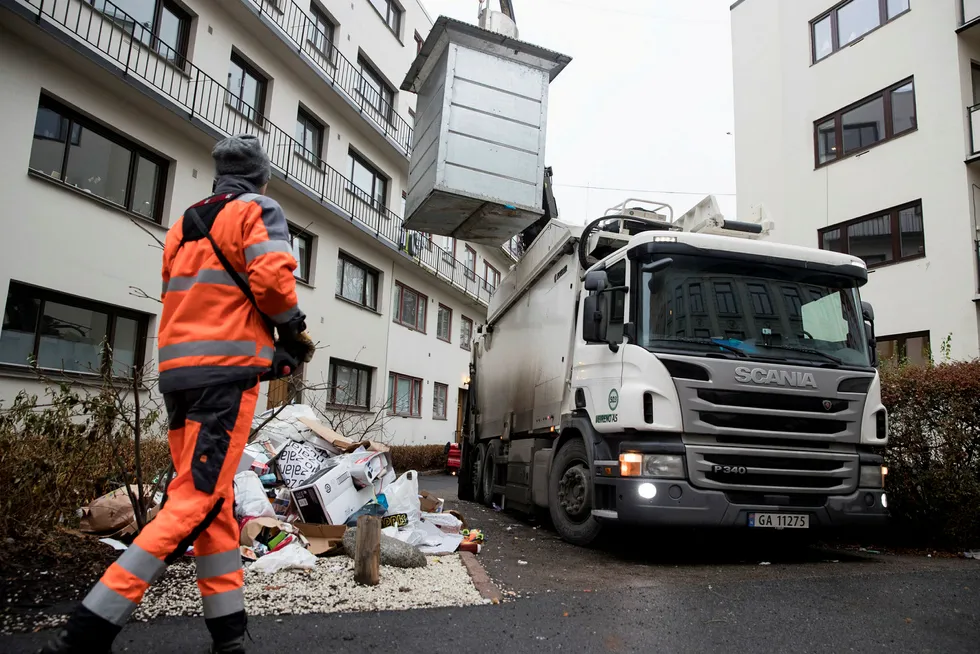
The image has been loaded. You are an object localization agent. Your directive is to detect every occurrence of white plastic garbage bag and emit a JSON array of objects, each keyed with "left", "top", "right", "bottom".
[
  {"left": 383, "top": 471, "right": 421, "bottom": 525},
  {"left": 249, "top": 543, "right": 317, "bottom": 574},
  {"left": 233, "top": 471, "right": 276, "bottom": 520}
]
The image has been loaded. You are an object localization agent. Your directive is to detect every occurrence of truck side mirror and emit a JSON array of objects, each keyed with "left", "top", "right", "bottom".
[
  {"left": 584, "top": 270, "right": 609, "bottom": 292},
  {"left": 582, "top": 294, "right": 608, "bottom": 344},
  {"left": 862, "top": 301, "right": 877, "bottom": 366}
]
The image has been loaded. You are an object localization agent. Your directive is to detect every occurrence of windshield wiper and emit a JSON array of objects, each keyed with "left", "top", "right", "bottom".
[
  {"left": 649, "top": 337, "right": 748, "bottom": 358},
  {"left": 754, "top": 343, "right": 843, "bottom": 365}
]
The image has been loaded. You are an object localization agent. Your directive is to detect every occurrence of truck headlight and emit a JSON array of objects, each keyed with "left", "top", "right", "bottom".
[
  {"left": 620, "top": 452, "right": 643, "bottom": 477},
  {"left": 859, "top": 465, "right": 886, "bottom": 489},
  {"left": 643, "top": 454, "right": 685, "bottom": 478}
]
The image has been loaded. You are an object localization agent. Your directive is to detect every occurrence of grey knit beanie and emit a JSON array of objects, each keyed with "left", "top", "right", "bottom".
[{"left": 212, "top": 134, "right": 271, "bottom": 188}]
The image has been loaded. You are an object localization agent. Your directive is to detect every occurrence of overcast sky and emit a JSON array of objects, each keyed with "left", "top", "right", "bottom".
[{"left": 418, "top": 0, "right": 738, "bottom": 225}]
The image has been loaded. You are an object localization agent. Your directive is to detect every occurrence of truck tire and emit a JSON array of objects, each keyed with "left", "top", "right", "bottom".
[
  {"left": 472, "top": 442, "right": 487, "bottom": 505},
  {"left": 481, "top": 441, "right": 498, "bottom": 507},
  {"left": 548, "top": 439, "right": 603, "bottom": 546}
]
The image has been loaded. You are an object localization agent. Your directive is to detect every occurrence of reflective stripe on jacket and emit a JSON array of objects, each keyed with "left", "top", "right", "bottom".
[{"left": 158, "top": 176, "right": 304, "bottom": 393}]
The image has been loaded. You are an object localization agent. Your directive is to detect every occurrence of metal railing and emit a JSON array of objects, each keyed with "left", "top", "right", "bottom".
[
  {"left": 22, "top": 0, "right": 492, "bottom": 305},
  {"left": 963, "top": 0, "right": 980, "bottom": 27},
  {"left": 247, "top": 0, "right": 413, "bottom": 156}
]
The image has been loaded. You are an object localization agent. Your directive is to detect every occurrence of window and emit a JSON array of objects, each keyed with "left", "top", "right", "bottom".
[
  {"left": 437, "top": 304, "right": 452, "bottom": 342},
  {"left": 747, "top": 283, "right": 774, "bottom": 316},
  {"left": 289, "top": 226, "right": 313, "bottom": 283},
  {"left": 369, "top": 0, "right": 402, "bottom": 35},
  {"left": 308, "top": 3, "right": 335, "bottom": 56},
  {"left": 483, "top": 262, "right": 500, "bottom": 293},
  {"left": 348, "top": 150, "right": 388, "bottom": 209},
  {"left": 713, "top": 282, "right": 739, "bottom": 315},
  {"left": 394, "top": 282, "right": 427, "bottom": 332},
  {"left": 689, "top": 283, "right": 705, "bottom": 314},
  {"left": 94, "top": 0, "right": 191, "bottom": 65},
  {"left": 877, "top": 331, "right": 929, "bottom": 367},
  {"left": 0, "top": 282, "right": 148, "bottom": 377},
  {"left": 327, "top": 359, "right": 372, "bottom": 408},
  {"left": 814, "top": 79, "right": 916, "bottom": 167},
  {"left": 437, "top": 236, "right": 456, "bottom": 266},
  {"left": 335, "top": 253, "right": 379, "bottom": 310},
  {"left": 414, "top": 30, "right": 424, "bottom": 54},
  {"left": 818, "top": 201, "right": 924, "bottom": 267},
  {"left": 810, "top": 0, "right": 909, "bottom": 63},
  {"left": 388, "top": 372, "right": 422, "bottom": 417},
  {"left": 464, "top": 246, "right": 477, "bottom": 280},
  {"left": 358, "top": 56, "right": 394, "bottom": 123},
  {"left": 433, "top": 382, "right": 448, "bottom": 419},
  {"left": 460, "top": 316, "right": 473, "bottom": 351},
  {"left": 29, "top": 96, "right": 167, "bottom": 222},
  {"left": 227, "top": 53, "right": 267, "bottom": 124},
  {"left": 295, "top": 108, "right": 324, "bottom": 165}
]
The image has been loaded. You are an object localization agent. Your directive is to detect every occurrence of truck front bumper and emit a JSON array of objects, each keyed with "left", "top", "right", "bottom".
[{"left": 593, "top": 478, "right": 888, "bottom": 528}]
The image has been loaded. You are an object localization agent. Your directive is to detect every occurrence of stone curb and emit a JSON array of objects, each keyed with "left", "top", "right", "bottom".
[{"left": 459, "top": 551, "right": 500, "bottom": 604}]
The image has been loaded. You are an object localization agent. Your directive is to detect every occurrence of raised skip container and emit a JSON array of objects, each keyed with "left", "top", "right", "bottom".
[{"left": 400, "top": 17, "right": 571, "bottom": 246}]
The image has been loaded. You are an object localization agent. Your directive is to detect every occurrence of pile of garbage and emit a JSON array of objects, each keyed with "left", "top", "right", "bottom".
[{"left": 79, "top": 405, "right": 477, "bottom": 574}]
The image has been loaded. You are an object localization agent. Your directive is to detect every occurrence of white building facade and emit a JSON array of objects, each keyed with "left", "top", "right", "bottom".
[
  {"left": 0, "top": 0, "right": 516, "bottom": 444},
  {"left": 731, "top": 0, "right": 980, "bottom": 363}
]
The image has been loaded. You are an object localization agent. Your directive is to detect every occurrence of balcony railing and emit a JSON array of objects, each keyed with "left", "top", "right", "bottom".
[
  {"left": 17, "top": 0, "right": 491, "bottom": 306},
  {"left": 969, "top": 104, "right": 980, "bottom": 158},
  {"left": 964, "top": 0, "right": 980, "bottom": 28},
  {"left": 247, "top": 0, "right": 413, "bottom": 157}
]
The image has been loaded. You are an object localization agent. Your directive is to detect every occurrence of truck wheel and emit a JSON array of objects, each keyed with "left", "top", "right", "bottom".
[
  {"left": 481, "top": 441, "right": 498, "bottom": 507},
  {"left": 548, "top": 439, "right": 602, "bottom": 546},
  {"left": 472, "top": 442, "right": 487, "bottom": 504}
]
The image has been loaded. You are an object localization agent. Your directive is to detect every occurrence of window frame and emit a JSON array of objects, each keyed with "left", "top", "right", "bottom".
[
  {"left": 357, "top": 56, "right": 395, "bottom": 123},
  {"left": 388, "top": 371, "right": 422, "bottom": 417},
  {"left": 436, "top": 303, "right": 453, "bottom": 343},
  {"left": 90, "top": 0, "right": 192, "bottom": 67},
  {"left": 483, "top": 261, "right": 501, "bottom": 293},
  {"left": 227, "top": 52, "right": 268, "bottom": 126},
  {"left": 463, "top": 246, "right": 477, "bottom": 280},
  {"left": 308, "top": 2, "right": 336, "bottom": 58},
  {"left": 414, "top": 30, "right": 424, "bottom": 54},
  {"left": 876, "top": 330, "right": 930, "bottom": 366},
  {"left": 295, "top": 106, "right": 325, "bottom": 166},
  {"left": 29, "top": 94, "right": 169, "bottom": 223},
  {"left": 460, "top": 315, "right": 474, "bottom": 351},
  {"left": 817, "top": 199, "right": 925, "bottom": 269},
  {"left": 326, "top": 358, "right": 373, "bottom": 409},
  {"left": 369, "top": 0, "right": 403, "bottom": 37},
  {"left": 432, "top": 382, "right": 449, "bottom": 420},
  {"left": 810, "top": 0, "right": 910, "bottom": 65},
  {"left": 813, "top": 77, "right": 916, "bottom": 168},
  {"left": 335, "top": 252, "right": 380, "bottom": 311},
  {"left": 347, "top": 150, "right": 389, "bottom": 210},
  {"left": 393, "top": 281, "right": 427, "bottom": 333},
  {"left": 288, "top": 224, "right": 314, "bottom": 284},
  {"left": 0, "top": 281, "right": 149, "bottom": 378}
]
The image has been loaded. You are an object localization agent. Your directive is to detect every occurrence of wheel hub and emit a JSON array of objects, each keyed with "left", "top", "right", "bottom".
[{"left": 558, "top": 464, "right": 590, "bottom": 519}]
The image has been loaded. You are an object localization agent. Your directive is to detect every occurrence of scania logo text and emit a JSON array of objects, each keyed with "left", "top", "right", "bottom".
[{"left": 734, "top": 366, "right": 817, "bottom": 389}]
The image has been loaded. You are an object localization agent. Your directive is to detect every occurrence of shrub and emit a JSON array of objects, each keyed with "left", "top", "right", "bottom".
[
  {"left": 0, "top": 381, "right": 170, "bottom": 543},
  {"left": 389, "top": 444, "right": 448, "bottom": 473},
  {"left": 880, "top": 360, "right": 980, "bottom": 547}
]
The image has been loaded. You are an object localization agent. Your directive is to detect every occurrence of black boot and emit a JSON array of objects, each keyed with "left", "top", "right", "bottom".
[
  {"left": 38, "top": 605, "right": 120, "bottom": 653},
  {"left": 206, "top": 610, "right": 247, "bottom": 654}
]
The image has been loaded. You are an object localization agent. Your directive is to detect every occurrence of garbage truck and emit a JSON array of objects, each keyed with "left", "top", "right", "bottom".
[{"left": 457, "top": 197, "right": 890, "bottom": 545}]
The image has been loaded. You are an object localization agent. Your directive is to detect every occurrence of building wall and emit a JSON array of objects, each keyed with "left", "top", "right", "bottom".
[
  {"left": 0, "top": 0, "right": 512, "bottom": 444},
  {"left": 732, "top": 0, "right": 980, "bottom": 360}
]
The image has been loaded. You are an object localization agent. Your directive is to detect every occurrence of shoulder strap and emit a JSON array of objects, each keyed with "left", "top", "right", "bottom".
[{"left": 183, "top": 201, "right": 274, "bottom": 328}]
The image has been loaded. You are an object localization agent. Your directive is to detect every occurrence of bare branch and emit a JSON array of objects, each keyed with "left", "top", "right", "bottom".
[
  {"left": 129, "top": 216, "right": 166, "bottom": 250},
  {"left": 129, "top": 286, "right": 163, "bottom": 304}
]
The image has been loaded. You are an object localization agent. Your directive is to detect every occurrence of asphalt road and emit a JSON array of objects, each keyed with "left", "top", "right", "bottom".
[{"left": 3, "top": 474, "right": 978, "bottom": 653}]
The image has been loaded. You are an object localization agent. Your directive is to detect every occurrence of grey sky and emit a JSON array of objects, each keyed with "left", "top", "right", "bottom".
[{"left": 419, "top": 0, "right": 738, "bottom": 225}]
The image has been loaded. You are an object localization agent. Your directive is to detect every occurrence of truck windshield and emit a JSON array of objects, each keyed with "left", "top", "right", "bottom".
[{"left": 637, "top": 254, "right": 871, "bottom": 368}]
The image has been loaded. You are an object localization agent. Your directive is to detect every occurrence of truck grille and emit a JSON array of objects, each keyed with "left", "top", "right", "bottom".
[
  {"left": 687, "top": 445, "right": 858, "bottom": 494},
  {"left": 699, "top": 411, "right": 847, "bottom": 435},
  {"left": 697, "top": 389, "right": 848, "bottom": 414}
]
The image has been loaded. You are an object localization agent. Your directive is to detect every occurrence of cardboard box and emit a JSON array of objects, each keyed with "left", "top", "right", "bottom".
[
  {"left": 294, "top": 523, "right": 347, "bottom": 556},
  {"left": 419, "top": 491, "right": 444, "bottom": 513},
  {"left": 350, "top": 451, "right": 388, "bottom": 489},
  {"left": 297, "top": 417, "right": 390, "bottom": 454},
  {"left": 290, "top": 460, "right": 375, "bottom": 525},
  {"left": 239, "top": 516, "right": 296, "bottom": 547},
  {"left": 277, "top": 442, "right": 333, "bottom": 488}
]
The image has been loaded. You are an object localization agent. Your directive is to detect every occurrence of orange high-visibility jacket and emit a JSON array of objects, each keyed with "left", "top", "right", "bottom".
[{"left": 159, "top": 177, "right": 304, "bottom": 393}]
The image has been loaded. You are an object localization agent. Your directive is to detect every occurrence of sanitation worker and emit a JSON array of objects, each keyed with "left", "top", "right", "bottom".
[{"left": 43, "top": 135, "right": 315, "bottom": 653}]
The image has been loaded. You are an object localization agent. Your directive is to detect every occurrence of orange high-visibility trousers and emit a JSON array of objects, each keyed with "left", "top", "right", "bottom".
[{"left": 81, "top": 377, "right": 259, "bottom": 638}]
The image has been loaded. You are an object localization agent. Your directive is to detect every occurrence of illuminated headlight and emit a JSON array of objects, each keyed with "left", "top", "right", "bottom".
[
  {"left": 881, "top": 493, "right": 888, "bottom": 509},
  {"left": 859, "top": 465, "right": 886, "bottom": 489},
  {"left": 638, "top": 483, "right": 657, "bottom": 499},
  {"left": 643, "top": 454, "right": 685, "bottom": 478}
]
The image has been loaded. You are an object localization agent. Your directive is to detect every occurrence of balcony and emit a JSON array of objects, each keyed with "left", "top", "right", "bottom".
[
  {"left": 240, "top": 0, "right": 413, "bottom": 159},
  {"left": 959, "top": 0, "right": 980, "bottom": 32},
  {"left": 969, "top": 104, "right": 980, "bottom": 161},
  {"left": 4, "top": 0, "right": 492, "bottom": 306}
]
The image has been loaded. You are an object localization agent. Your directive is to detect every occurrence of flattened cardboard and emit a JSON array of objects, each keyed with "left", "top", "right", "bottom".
[
  {"left": 297, "top": 417, "right": 390, "bottom": 453},
  {"left": 239, "top": 516, "right": 295, "bottom": 547},
  {"left": 294, "top": 523, "right": 347, "bottom": 556}
]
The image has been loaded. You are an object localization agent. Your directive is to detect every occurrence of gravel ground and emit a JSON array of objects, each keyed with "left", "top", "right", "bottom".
[{"left": 134, "top": 555, "right": 487, "bottom": 620}]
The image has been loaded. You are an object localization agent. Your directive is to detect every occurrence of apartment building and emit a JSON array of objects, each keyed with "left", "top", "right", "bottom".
[
  {"left": 731, "top": 0, "right": 980, "bottom": 363},
  {"left": 0, "top": 0, "right": 516, "bottom": 445}
]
